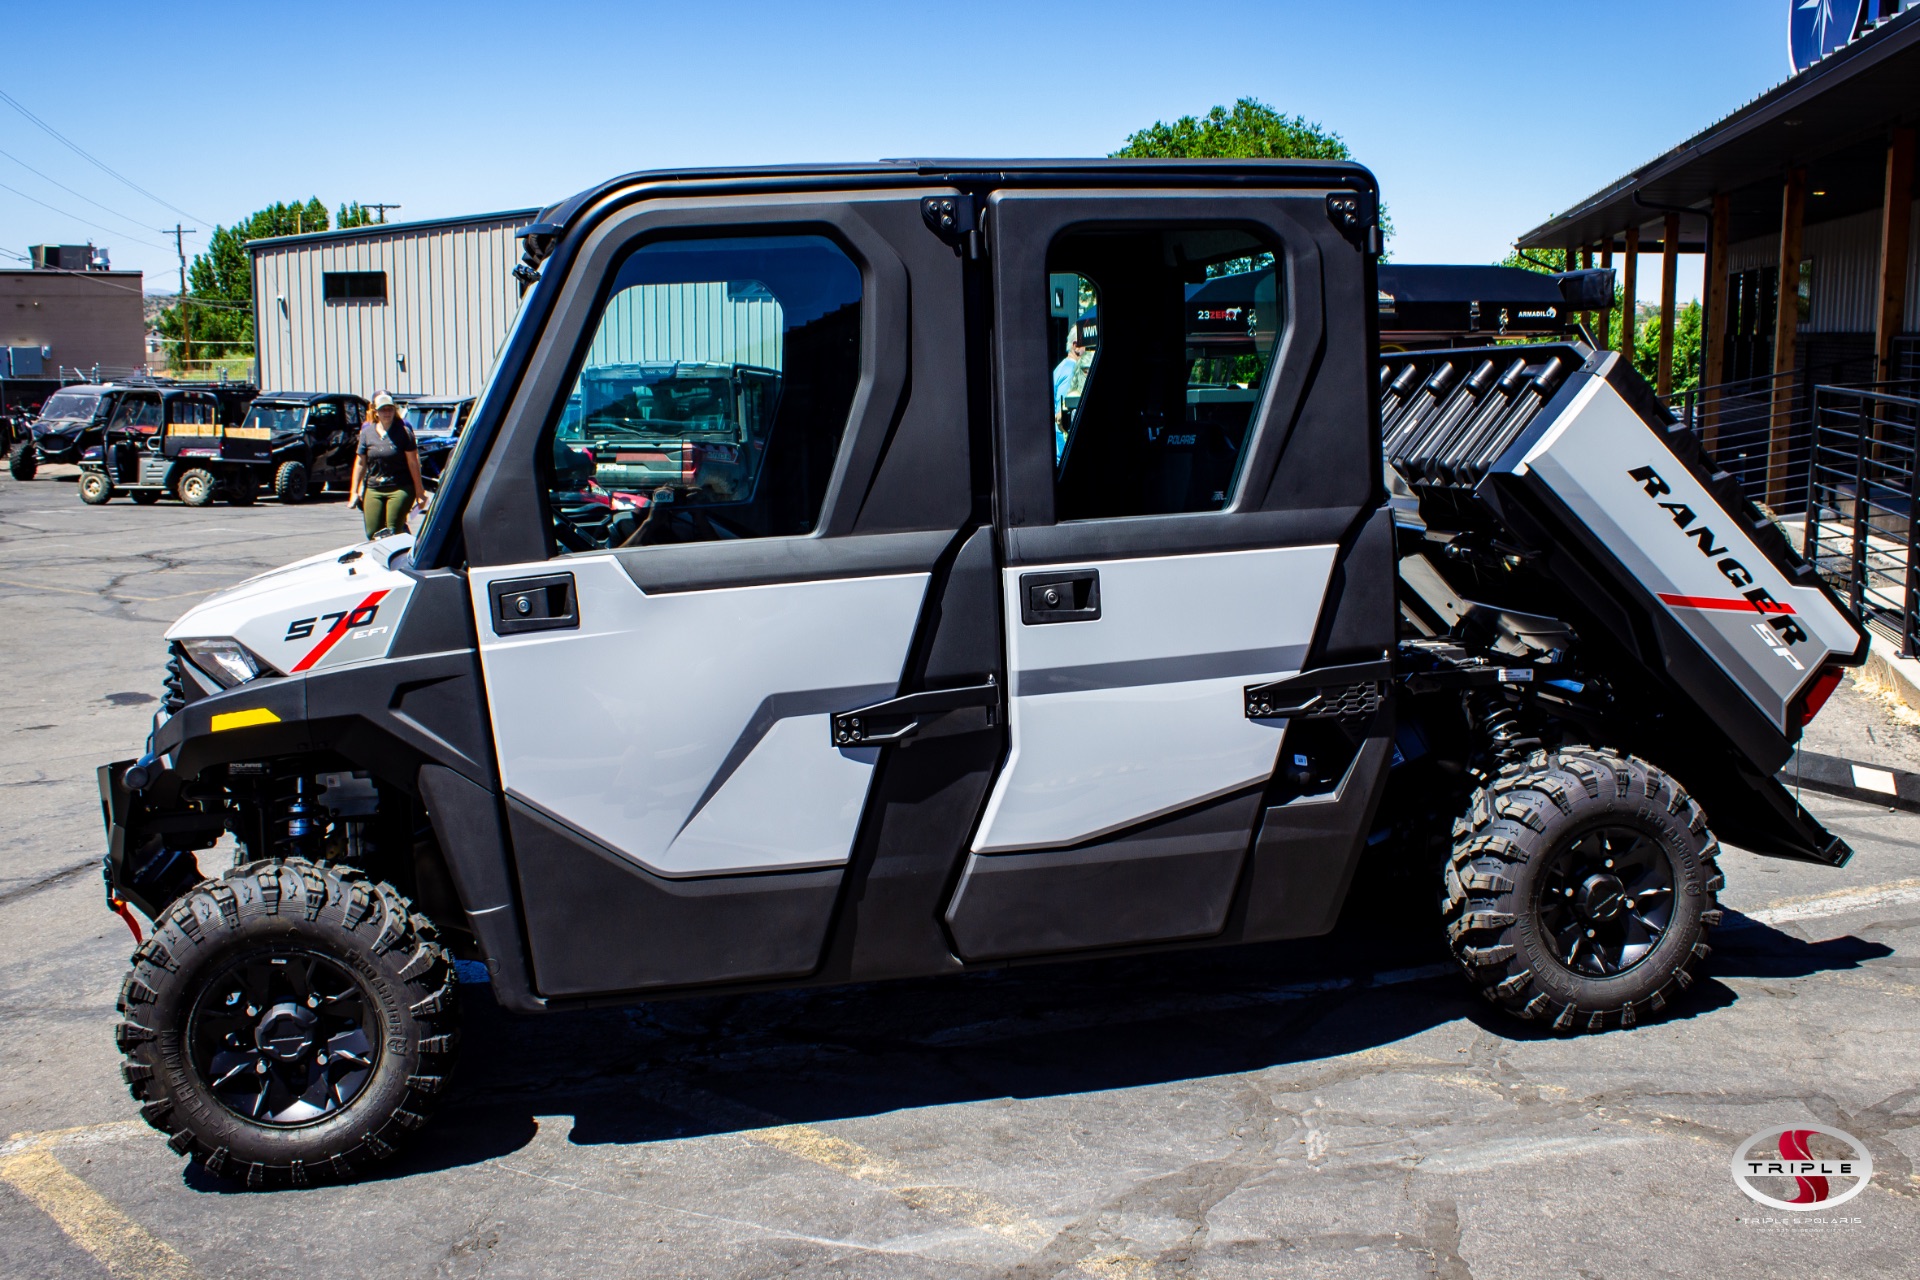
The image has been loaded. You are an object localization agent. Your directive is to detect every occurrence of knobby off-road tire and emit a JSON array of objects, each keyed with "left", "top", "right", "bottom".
[
  {"left": 226, "top": 477, "right": 258, "bottom": 506},
  {"left": 274, "top": 461, "right": 309, "bottom": 503},
  {"left": 115, "top": 859, "right": 459, "bottom": 1187},
  {"left": 176, "top": 467, "right": 216, "bottom": 507},
  {"left": 78, "top": 471, "right": 114, "bottom": 504},
  {"left": 1442, "top": 747, "right": 1722, "bottom": 1033},
  {"left": 8, "top": 441, "right": 35, "bottom": 481}
]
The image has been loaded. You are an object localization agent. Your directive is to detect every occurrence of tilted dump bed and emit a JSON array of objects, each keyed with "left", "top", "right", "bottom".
[{"left": 1383, "top": 343, "right": 1869, "bottom": 864}]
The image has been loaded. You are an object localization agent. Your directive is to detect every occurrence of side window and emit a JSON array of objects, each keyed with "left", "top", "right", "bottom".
[
  {"left": 543, "top": 234, "right": 862, "bottom": 552},
  {"left": 345, "top": 401, "right": 364, "bottom": 427},
  {"left": 1047, "top": 227, "right": 1282, "bottom": 520},
  {"left": 112, "top": 395, "right": 162, "bottom": 432}
]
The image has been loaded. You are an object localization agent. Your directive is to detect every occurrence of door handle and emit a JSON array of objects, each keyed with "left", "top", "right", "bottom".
[
  {"left": 489, "top": 572, "right": 578, "bottom": 635},
  {"left": 1020, "top": 569, "right": 1101, "bottom": 625}
]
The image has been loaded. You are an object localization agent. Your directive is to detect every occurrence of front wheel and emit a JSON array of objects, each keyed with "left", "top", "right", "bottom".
[
  {"left": 274, "top": 461, "right": 309, "bottom": 503},
  {"left": 10, "top": 441, "right": 37, "bottom": 481},
  {"left": 176, "top": 467, "right": 216, "bottom": 507},
  {"left": 1442, "top": 747, "right": 1721, "bottom": 1032},
  {"left": 115, "top": 859, "right": 459, "bottom": 1187},
  {"left": 78, "top": 469, "right": 114, "bottom": 504}
]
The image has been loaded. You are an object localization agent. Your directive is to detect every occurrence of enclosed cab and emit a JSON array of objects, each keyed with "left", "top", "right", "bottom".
[
  {"left": 92, "top": 160, "right": 1865, "bottom": 1189},
  {"left": 76, "top": 388, "right": 271, "bottom": 506},
  {"left": 12, "top": 379, "right": 256, "bottom": 481},
  {"left": 241, "top": 392, "right": 369, "bottom": 501}
]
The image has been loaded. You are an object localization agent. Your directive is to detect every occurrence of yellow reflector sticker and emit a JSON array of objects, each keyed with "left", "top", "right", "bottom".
[{"left": 210, "top": 707, "right": 281, "bottom": 732}]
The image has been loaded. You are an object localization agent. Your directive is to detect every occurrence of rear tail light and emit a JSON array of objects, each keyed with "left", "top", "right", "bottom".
[{"left": 1792, "top": 663, "right": 1846, "bottom": 732}]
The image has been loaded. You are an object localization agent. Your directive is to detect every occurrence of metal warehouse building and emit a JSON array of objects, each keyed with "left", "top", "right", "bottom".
[{"left": 249, "top": 209, "right": 537, "bottom": 398}]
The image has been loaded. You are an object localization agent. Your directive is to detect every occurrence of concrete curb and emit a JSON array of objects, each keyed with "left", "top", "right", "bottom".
[
  {"left": 1781, "top": 748, "right": 1920, "bottom": 813},
  {"left": 1860, "top": 635, "right": 1920, "bottom": 714}
]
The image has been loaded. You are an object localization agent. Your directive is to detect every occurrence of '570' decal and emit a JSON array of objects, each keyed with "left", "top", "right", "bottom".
[
  {"left": 286, "top": 602, "right": 382, "bottom": 641},
  {"left": 285, "top": 590, "right": 392, "bottom": 673}
]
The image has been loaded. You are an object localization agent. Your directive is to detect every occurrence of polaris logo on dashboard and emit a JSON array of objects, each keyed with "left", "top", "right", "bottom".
[{"left": 1627, "top": 464, "right": 1808, "bottom": 647}]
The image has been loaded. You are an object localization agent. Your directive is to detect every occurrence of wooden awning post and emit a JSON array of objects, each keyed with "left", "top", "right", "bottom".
[
  {"left": 1621, "top": 226, "right": 1641, "bottom": 367},
  {"left": 1598, "top": 245, "right": 1614, "bottom": 351},
  {"left": 1656, "top": 212, "right": 1681, "bottom": 397},
  {"left": 1703, "top": 193, "right": 1732, "bottom": 447},
  {"left": 1874, "top": 127, "right": 1915, "bottom": 383},
  {"left": 1768, "top": 168, "right": 1808, "bottom": 507}
]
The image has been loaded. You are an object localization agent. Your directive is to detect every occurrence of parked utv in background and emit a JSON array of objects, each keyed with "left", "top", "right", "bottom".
[
  {"left": 96, "top": 159, "right": 1867, "bottom": 1189},
  {"left": 11, "top": 379, "right": 255, "bottom": 481},
  {"left": 240, "top": 392, "right": 368, "bottom": 501},
  {"left": 409, "top": 395, "right": 477, "bottom": 488},
  {"left": 2, "top": 375, "right": 62, "bottom": 451},
  {"left": 76, "top": 388, "right": 271, "bottom": 506}
]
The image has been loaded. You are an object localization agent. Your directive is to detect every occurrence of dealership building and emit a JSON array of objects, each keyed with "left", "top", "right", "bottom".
[{"left": 248, "top": 208, "right": 537, "bottom": 399}]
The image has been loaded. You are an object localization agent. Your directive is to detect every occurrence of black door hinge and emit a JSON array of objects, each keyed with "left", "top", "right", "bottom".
[
  {"left": 1326, "top": 191, "right": 1381, "bottom": 255},
  {"left": 1245, "top": 659, "right": 1391, "bottom": 720},
  {"left": 922, "top": 195, "right": 984, "bottom": 259}
]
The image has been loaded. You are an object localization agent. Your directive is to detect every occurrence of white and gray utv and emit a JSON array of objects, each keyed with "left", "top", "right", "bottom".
[{"left": 97, "top": 160, "right": 1866, "bottom": 1186}]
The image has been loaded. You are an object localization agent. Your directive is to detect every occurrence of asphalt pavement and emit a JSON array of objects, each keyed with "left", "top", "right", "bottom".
[{"left": 2, "top": 465, "right": 1916, "bottom": 1279}]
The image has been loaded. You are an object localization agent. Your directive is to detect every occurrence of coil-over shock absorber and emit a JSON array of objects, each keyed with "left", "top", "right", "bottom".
[{"left": 1472, "top": 692, "right": 1541, "bottom": 769}]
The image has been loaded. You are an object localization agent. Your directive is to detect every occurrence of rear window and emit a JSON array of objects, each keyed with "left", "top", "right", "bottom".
[
  {"left": 243, "top": 404, "right": 308, "bottom": 435},
  {"left": 38, "top": 391, "right": 100, "bottom": 422}
]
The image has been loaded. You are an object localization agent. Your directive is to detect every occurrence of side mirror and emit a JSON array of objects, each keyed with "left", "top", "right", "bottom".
[{"left": 1553, "top": 269, "right": 1616, "bottom": 312}]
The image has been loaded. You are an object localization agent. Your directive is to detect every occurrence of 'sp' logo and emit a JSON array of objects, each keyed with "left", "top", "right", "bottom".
[{"left": 1732, "top": 1126, "right": 1872, "bottom": 1209}]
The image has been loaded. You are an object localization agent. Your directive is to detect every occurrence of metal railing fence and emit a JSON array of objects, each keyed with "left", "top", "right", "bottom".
[{"left": 1803, "top": 385, "right": 1920, "bottom": 655}]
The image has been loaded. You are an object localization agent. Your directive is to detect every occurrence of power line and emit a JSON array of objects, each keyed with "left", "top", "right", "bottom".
[
  {"left": 0, "top": 86, "right": 206, "bottom": 225},
  {"left": 0, "top": 145, "right": 169, "bottom": 244},
  {"left": 0, "top": 177, "right": 175, "bottom": 251}
]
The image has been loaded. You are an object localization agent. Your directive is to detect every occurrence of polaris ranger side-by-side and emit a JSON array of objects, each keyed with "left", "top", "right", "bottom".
[
  {"left": 97, "top": 161, "right": 1866, "bottom": 1187},
  {"left": 76, "top": 389, "right": 275, "bottom": 507},
  {"left": 11, "top": 380, "right": 256, "bottom": 481},
  {"left": 240, "top": 392, "right": 369, "bottom": 502}
]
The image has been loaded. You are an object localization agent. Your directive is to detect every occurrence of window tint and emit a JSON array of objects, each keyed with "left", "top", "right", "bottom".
[
  {"left": 1047, "top": 227, "right": 1281, "bottom": 520},
  {"left": 543, "top": 234, "right": 862, "bottom": 552},
  {"left": 112, "top": 395, "right": 162, "bottom": 431}
]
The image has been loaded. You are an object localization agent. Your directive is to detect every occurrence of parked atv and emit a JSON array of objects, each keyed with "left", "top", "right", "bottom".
[
  {"left": 12, "top": 379, "right": 254, "bottom": 481},
  {"left": 240, "top": 392, "right": 368, "bottom": 502},
  {"left": 76, "top": 387, "right": 272, "bottom": 507},
  {"left": 95, "top": 159, "right": 1866, "bottom": 1188},
  {"left": 409, "top": 395, "right": 476, "bottom": 489}
]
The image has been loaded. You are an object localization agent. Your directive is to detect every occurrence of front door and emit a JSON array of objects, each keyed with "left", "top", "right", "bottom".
[{"left": 461, "top": 196, "right": 989, "bottom": 998}]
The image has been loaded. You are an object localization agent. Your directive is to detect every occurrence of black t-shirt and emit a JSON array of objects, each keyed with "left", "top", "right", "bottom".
[{"left": 357, "top": 420, "right": 416, "bottom": 490}]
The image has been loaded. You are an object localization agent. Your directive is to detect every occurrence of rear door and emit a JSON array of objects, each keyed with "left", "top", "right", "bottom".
[
  {"left": 944, "top": 183, "right": 1395, "bottom": 961},
  {"left": 459, "top": 190, "right": 994, "bottom": 998}
]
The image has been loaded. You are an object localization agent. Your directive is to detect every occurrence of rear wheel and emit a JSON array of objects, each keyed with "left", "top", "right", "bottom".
[
  {"left": 9, "top": 441, "right": 36, "bottom": 481},
  {"left": 1442, "top": 747, "right": 1720, "bottom": 1032},
  {"left": 177, "top": 468, "right": 216, "bottom": 507},
  {"left": 274, "top": 461, "right": 310, "bottom": 503},
  {"left": 115, "top": 859, "right": 459, "bottom": 1187},
  {"left": 131, "top": 489, "right": 162, "bottom": 505},
  {"left": 226, "top": 477, "right": 259, "bottom": 507},
  {"left": 78, "top": 470, "right": 114, "bottom": 504}
]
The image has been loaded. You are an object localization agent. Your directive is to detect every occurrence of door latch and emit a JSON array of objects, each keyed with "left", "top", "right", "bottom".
[
  {"left": 1019, "top": 569, "right": 1100, "bottom": 625},
  {"left": 488, "top": 572, "right": 578, "bottom": 635},
  {"left": 832, "top": 678, "right": 999, "bottom": 747}
]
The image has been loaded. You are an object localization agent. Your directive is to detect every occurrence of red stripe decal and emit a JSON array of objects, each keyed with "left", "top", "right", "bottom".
[
  {"left": 290, "top": 589, "right": 389, "bottom": 673},
  {"left": 1658, "top": 593, "right": 1796, "bottom": 616}
]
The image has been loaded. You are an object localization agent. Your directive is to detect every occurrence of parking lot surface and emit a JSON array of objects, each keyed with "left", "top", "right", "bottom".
[{"left": 3, "top": 467, "right": 1917, "bottom": 1279}]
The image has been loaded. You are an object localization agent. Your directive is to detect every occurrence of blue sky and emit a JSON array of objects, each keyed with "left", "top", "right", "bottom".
[{"left": 1, "top": 1, "right": 1812, "bottom": 302}]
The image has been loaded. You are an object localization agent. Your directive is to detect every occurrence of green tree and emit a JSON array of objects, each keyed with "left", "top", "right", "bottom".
[
  {"left": 337, "top": 202, "right": 377, "bottom": 229},
  {"left": 155, "top": 198, "right": 330, "bottom": 364},
  {"left": 1114, "top": 97, "right": 1393, "bottom": 249}
]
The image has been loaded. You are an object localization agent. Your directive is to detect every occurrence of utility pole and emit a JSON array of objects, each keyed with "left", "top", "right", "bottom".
[
  {"left": 169, "top": 224, "right": 197, "bottom": 372},
  {"left": 366, "top": 203, "right": 401, "bottom": 225}
]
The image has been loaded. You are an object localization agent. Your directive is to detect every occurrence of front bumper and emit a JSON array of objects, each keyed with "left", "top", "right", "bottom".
[{"left": 97, "top": 758, "right": 220, "bottom": 919}]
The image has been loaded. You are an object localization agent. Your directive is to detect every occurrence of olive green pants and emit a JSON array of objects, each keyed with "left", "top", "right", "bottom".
[{"left": 361, "top": 487, "right": 414, "bottom": 539}]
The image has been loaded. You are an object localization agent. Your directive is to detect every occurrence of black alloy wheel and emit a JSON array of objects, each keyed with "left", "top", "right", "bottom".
[
  {"left": 188, "top": 949, "right": 379, "bottom": 1126},
  {"left": 1443, "top": 747, "right": 1719, "bottom": 1032},
  {"left": 1535, "top": 825, "right": 1675, "bottom": 978}
]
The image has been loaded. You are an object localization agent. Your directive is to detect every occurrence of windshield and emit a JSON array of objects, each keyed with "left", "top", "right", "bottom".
[
  {"left": 569, "top": 365, "right": 751, "bottom": 443},
  {"left": 242, "top": 404, "right": 308, "bottom": 436},
  {"left": 37, "top": 391, "right": 101, "bottom": 424},
  {"left": 412, "top": 406, "right": 462, "bottom": 436}
]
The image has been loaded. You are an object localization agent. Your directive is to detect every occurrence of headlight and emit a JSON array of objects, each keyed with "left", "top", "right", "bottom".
[{"left": 178, "top": 638, "right": 280, "bottom": 689}]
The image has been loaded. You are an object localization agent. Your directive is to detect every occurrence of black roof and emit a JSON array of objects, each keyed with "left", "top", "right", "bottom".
[
  {"left": 522, "top": 158, "right": 1380, "bottom": 262},
  {"left": 1517, "top": 7, "right": 1920, "bottom": 251},
  {"left": 251, "top": 390, "right": 364, "bottom": 404}
]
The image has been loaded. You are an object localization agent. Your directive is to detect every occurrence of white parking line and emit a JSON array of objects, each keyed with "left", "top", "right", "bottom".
[{"left": 1743, "top": 877, "right": 1920, "bottom": 926}]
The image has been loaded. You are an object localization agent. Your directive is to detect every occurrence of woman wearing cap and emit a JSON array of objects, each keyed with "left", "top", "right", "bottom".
[{"left": 349, "top": 392, "right": 425, "bottom": 539}]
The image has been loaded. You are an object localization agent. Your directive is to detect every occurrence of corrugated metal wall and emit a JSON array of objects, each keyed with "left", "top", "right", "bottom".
[
  {"left": 1722, "top": 198, "right": 1919, "bottom": 334},
  {"left": 251, "top": 211, "right": 535, "bottom": 397},
  {"left": 586, "top": 282, "right": 784, "bottom": 369}
]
